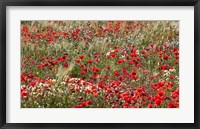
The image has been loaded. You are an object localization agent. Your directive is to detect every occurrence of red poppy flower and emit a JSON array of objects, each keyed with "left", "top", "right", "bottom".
[
  {"left": 158, "top": 91, "right": 165, "bottom": 97},
  {"left": 76, "top": 105, "right": 82, "bottom": 108},
  {"left": 87, "top": 100, "right": 93, "bottom": 105},
  {"left": 21, "top": 90, "right": 28, "bottom": 98},
  {"left": 106, "top": 66, "right": 110, "bottom": 69},
  {"left": 148, "top": 104, "right": 153, "bottom": 108},
  {"left": 151, "top": 97, "right": 156, "bottom": 101},
  {"left": 37, "top": 64, "right": 44, "bottom": 68},
  {"left": 129, "top": 61, "right": 134, "bottom": 65},
  {"left": 81, "top": 102, "right": 88, "bottom": 107},
  {"left": 76, "top": 59, "right": 81, "bottom": 63},
  {"left": 111, "top": 53, "right": 116, "bottom": 58},
  {"left": 163, "top": 55, "right": 169, "bottom": 60},
  {"left": 154, "top": 99, "right": 162, "bottom": 106},
  {"left": 40, "top": 57, "right": 45, "bottom": 61},
  {"left": 132, "top": 75, "right": 137, "bottom": 81},
  {"left": 80, "top": 71, "right": 85, "bottom": 75},
  {"left": 93, "top": 92, "right": 98, "bottom": 97},
  {"left": 88, "top": 59, "right": 93, "bottom": 63},
  {"left": 137, "top": 88, "right": 143, "bottom": 92},
  {"left": 113, "top": 70, "right": 118, "bottom": 76},
  {"left": 79, "top": 55, "right": 85, "bottom": 59},
  {"left": 172, "top": 92, "right": 178, "bottom": 99},
  {"left": 30, "top": 81, "right": 36, "bottom": 87},
  {"left": 47, "top": 37, "right": 53, "bottom": 42},
  {"left": 142, "top": 50, "right": 146, "bottom": 54},
  {"left": 64, "top": 63, "right": 68, "bottom": 67},
  {"left": 117, "top": 59, "right": 125, "bottom": 64},
  {"left": 121, "top": 68, "right": 127, "bottom": 73},
  {"left": 118, "top": 76, "right": 123, "bottom": 81},
  {"left": 21, "top": 75, "right": 27, "bottom": 82},
  {"left": 168, "top": 102, "right": 175, "bottom": 108},
  {"left": 83, "top": 67, "right": 88, "bottom": 71},
  {"left": 28, "top": 73, "right": 34, "bottom": 78},
  {"left": 150, "top": 43, "right": 154, "bottom": 48}
]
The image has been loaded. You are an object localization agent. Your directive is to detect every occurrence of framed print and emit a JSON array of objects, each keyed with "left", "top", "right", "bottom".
[{"left": 0, "top": 0, "right": 200, "bottom": 129}]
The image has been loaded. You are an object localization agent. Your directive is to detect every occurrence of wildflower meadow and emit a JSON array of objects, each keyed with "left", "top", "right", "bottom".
[{"left": 21, "top": 21, "right": 179, "bottom": 108}]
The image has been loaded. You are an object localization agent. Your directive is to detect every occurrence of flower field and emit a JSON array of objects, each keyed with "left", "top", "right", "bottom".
[{"left": 21, "top": 21, "right": 179, "bottom": 108}]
